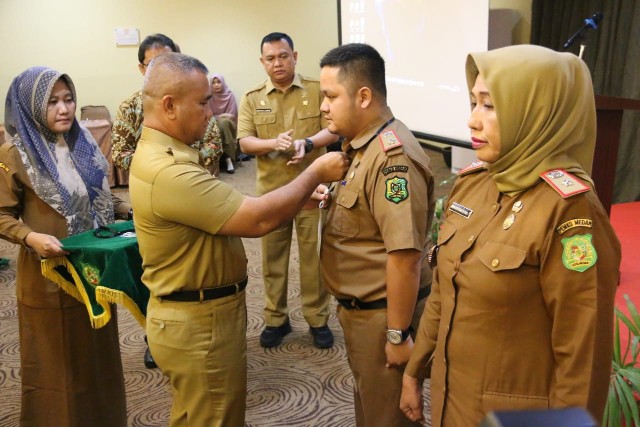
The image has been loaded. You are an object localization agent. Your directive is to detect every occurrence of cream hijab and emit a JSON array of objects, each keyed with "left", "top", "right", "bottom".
[{"left": 466, "top": 45, "right": 596, "bottom": 196}]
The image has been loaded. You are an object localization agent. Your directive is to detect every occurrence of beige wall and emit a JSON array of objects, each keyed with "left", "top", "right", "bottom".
[
  {"left": 0, "top": 0, "right": 338, "bottom": 121},
  {"left": 490, "top": 0, "right": 532, "bottom": 45}
]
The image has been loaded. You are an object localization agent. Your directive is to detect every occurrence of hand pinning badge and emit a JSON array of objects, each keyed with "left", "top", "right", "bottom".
[{"left": 503, "top": 200, "right": 524, "bottom": 230}]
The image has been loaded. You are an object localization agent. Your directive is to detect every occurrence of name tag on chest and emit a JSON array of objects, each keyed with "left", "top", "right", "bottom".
[{"left": 449, "top": 202, "right": 473, "bottom": 218}]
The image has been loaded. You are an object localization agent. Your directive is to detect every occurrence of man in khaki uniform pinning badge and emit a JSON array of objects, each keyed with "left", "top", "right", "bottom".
[
  {"left": 315, "top": 43, "right": 435, "bottom": 427},
  {"left": 129, "top": 52, "right": 349, "bottom": 426},
  {"left": 238, "top": 32, "right": 340, "bottom": 348}
]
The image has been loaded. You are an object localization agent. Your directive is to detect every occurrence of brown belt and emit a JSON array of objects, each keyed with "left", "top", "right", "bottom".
[
  {"left": 337, "top": 285, "right": 430, "bottom": 310},
  {"left": 160, "top": 277, "right": 248, "bottom": 302}
]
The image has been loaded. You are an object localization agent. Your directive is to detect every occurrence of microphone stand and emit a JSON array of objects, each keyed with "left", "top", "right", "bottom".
[{"left": 563, "top": 13, "right": 603, "bottom": 59}]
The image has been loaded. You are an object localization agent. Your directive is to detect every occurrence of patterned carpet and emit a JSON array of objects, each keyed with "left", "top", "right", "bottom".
[{"left": 0, "top": 147, "right": 451, "bottom": 426}]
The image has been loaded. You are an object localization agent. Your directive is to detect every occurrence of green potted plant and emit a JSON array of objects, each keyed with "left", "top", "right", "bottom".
[{"left": 603, "top": 294, "right": 640, "bottom": 427}]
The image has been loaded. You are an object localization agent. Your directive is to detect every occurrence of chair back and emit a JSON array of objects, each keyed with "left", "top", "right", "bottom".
[{"left": 81, "top": 105, "right": 111, "bottom": 122}]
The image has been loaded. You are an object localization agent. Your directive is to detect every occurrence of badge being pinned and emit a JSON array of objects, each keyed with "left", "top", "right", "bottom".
[
  {"left": 385, "top": 176, "right": 408, "bottom": 204},
  {"left": 561, "top": 234, "right": 597, "bottom": 272}
]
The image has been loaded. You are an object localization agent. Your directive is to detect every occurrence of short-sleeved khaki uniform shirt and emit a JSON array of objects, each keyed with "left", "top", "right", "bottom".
[
  {"left": 129, "top": 127, "right": 246, "bottom": 296},
  {"left": 321, "top": 108, "right": 435, "bottom": 301},
  {"left": 237, "top": 74, "right": 327, "bottom": 195}
]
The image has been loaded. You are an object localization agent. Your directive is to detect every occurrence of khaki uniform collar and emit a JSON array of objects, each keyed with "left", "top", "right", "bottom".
[
  {"left": 348, "top": 107, "right": 394, "bottom": 150},
  {"left": 265, "top": 73, "right": 304, "bottom": 94},
  {"left": 140, "top": 126, "right": 200, "bottom": 164}
]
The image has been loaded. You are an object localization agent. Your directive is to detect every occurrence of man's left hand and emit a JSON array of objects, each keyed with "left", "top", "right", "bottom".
[
  {"left": 287, "top": 139, "right": 306, "bottom": 165},
  {"left": 385, "top": 336, "right": 414, "bottom": 367}
]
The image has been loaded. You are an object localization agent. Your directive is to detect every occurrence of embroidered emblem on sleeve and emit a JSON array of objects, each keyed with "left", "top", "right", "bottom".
[
  {"left": 385, "top": 176, "right": 409, "bottom": 203},
  {"left": 381, "top": 165, "right": 408, "bottom": 175},
  {"left": 379, "top": 130, "right": 403, "bottom": 152},
  {"left": 556, "top": 218, "right": 593, "bottom": 235},
  {"left": 0, "top": 162, "right": 9, "bottom": 172},
  {"left": 561, "top": 234, "right": 597, "bottom": 272}
]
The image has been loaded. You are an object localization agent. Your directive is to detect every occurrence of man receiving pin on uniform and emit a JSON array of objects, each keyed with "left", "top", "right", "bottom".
[{"left": 315, "top": 43, "right": 435, "bottom": 427}]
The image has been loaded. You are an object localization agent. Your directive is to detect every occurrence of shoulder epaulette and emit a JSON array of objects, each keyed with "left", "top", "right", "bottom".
[
  {"left": 299, "top": 75, "right": 320, "bottom": 83},
  {"left": 170, "top": 148, "right": 193, "bottom": 164},
  {"left": 245, "top": 81, "right": 267, "bottom": 95},
  {"left": 458, "top": 161, "right": 485, "bottom": 176},
  {"left": 540, "top": 169, "right": 590, "bottom": 198},
  {"left": 378, "top": 129, "right": 403, "bottom": 154}
]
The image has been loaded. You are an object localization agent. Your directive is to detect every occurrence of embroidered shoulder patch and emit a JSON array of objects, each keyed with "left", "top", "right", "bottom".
[
  {"left": 561, "top": 234, "right": 597, "bottom": 272},
  {"left": 385, "top": 176, "right": 409, "bottom": 203},
  {"left": 556, "top": 218, "right": 593, "bottom": 235},
  {"left": 458, "top": 161, "right": 485, "bottom": 176},
  {"left": 381, "top": 165, "right": 408, "bottom": 176},
  {"left": 540, "top": 169, "right": 590, "bottom": 198},
  {"left": 0, "top": 162, "right": 9, "bottom": 173},
  {"left": 379, "top": 130, "right": 403, "bottom": 152}
]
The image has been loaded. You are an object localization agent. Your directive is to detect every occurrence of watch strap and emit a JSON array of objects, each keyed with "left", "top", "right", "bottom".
[{"left": 304, "top": 138, "right": 314, "bottom": 153}]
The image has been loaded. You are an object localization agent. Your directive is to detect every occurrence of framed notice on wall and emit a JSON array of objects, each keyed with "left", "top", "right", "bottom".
[{"left": 114, "top": 28, "right": 140, "bottom": 46}]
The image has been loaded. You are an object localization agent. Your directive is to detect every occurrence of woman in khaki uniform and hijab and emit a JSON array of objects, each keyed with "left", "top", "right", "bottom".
[
  {"left": 1, "top": 67, "right": 128, "bottom": 426},
  {"left": 400, "top": 45, "right": 621, "bottom": 426}
]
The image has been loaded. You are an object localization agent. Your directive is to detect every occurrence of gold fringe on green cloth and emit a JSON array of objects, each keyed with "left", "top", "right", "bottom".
[
  {"left": 40, "top": 257, "right": 146, "bottom": 329},
  {"left": 96, "top": 286, "right": 146, "bottom": 328}
]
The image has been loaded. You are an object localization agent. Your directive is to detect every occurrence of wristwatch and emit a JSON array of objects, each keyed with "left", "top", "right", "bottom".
[
  {"left": 386, "top": 328, "right": 411, "bottom": 345},
  {"left": 304, "top": 138, "right": 314, "bottom": 153}
]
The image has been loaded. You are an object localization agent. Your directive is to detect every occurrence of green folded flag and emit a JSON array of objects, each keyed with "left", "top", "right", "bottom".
[{"left": 41, "top": 220, "right": 148, "bottom": 329}]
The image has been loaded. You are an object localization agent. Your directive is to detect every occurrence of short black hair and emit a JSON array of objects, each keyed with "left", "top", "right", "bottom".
[
  {"left": 260, "top": 32, "right": 294, "bottom": 53},
  {"left": 138, "top": 33, "right": 178, "bottom": 64},
  {"left": 320, "top": 43, "right": 387, "bottom": 99}
]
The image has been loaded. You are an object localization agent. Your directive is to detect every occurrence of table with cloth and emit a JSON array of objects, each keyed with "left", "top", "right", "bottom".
[{"left": 41, "top": 220, "right": 148, "bottom": 328}]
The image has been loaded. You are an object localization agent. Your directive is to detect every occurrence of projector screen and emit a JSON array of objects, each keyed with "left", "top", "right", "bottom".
[{"left": 339, "top": 0, "right": 489, "bottom": 143}]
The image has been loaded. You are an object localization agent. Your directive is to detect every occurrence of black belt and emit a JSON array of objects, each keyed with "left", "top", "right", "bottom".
[
  {"left": 160, "top": 277, "right": 248, "bottom": 302},
  {"left": 337, "top": 285, "right": 430, "bottom": 310}
]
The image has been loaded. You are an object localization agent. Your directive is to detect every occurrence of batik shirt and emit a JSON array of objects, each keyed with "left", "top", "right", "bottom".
[{"left": 111, "top": 91, "right": 223, "bottom": 172}]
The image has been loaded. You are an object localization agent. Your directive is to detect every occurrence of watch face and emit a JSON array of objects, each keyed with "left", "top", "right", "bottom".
[{"left": 386, "top": 330, "right": 402, "bottom": 345}]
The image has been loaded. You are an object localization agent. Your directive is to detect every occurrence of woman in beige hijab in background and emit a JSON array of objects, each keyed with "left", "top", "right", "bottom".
[{"left": 400, "top": 45, "right": 621, "bottom": 426}]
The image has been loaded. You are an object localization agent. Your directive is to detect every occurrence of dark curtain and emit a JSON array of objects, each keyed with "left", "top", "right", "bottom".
[{"left": 531, "top": 0, "right": 640, "bottom": 203}]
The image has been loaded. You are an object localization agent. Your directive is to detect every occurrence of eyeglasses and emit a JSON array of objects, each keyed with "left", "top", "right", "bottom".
[{"left": 140, "top": 62, "right": 150, "bottom": 69}]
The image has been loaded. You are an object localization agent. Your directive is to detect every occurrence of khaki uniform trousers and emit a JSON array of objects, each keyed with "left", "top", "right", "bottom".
[
  {"left": 261, "top": 207, "right": 329, "bottom": 327},
  {"left": 147, "top": 292, "right": 247, "bottom": 427},
  {"left": 338, "top": 297, "right": 427, "bottom": 427},
  {"left": 217, "top": 117, "right": 237, "bottom": 160}
]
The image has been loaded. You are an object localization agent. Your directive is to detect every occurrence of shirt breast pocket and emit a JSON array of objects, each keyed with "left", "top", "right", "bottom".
[
  {"left": 295, "top": 109, "right": 321, "bottom": 137},
  {"left": 253, "top": 113, "right": 276, "bottom": 136},
  {"left": 437, "top": 221, "right": 457, "bottom": 246},
  {"left": 333, "top": 188, "right": 359, "bottom": 237},
  {"left": 476, "top": 241, "right": 527, "bottom": 272}
]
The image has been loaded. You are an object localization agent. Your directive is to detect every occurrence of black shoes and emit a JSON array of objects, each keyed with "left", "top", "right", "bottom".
[
  {"left": 309, "top": 325, "right": 334, "bottom": 349},
  {"left": 260, "top": 321, "right": 292, "bottom": 348},
  {"left": 260, "top": 321, "right": 334, "bottom": 349},
  {"left": 239, "top": 153, "right": 253, "bottom": 162},
  {"left": 143, "top": 336, "right": 157, "bottom": 369}
]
